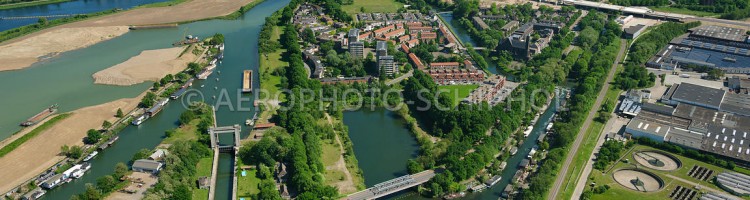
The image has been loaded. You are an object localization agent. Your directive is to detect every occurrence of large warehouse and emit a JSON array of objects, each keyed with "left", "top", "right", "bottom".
[
  {"left": 625, "top": 84, "right": 750, "bottom": 162},
  {"left": 647, "top": 25, "right": 750, "bottom": 73}
]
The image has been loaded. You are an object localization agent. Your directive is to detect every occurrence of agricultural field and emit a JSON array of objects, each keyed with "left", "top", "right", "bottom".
[{"left": 341, "top": 0, "right": 403, "bottom": 15}]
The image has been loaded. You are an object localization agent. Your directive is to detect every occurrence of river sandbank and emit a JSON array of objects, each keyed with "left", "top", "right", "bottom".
[
  {"left": 0, "top": 0, "right": 254, "bottom": 72},
  {"left": 0, "top": 92, "right": 144, "bottom": 193},
  {"left": 92, "top": 46, "right": 191, "bottom": 86},
  {"left": 0, "top": 26, "right": 129, "bottom": 71}
]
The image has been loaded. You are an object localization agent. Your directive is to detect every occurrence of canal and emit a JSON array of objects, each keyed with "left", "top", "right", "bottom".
[
  {"left": 33, "top": 0, "right": 291, "bottom": 199},
  {"left": 343, "top": 108, "right": 420, "bottom": 199},
  {"left": 467, "top": 90, "right": 561, "bottom": 200},
  {"left": 0, "top": 0, "right": 172, "bottom": 32},
  {"left": 438, "top": 12, "right": 509, "bottom": 78}
]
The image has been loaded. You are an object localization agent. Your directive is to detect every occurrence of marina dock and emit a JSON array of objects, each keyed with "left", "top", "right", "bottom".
[{"left": 242, "top": 70, "right": 253, "bottom": 93}]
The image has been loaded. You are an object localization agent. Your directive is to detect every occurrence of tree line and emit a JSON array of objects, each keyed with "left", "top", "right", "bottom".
[{"left": 522, "top": 11, "right": 623, "bottom": 199}]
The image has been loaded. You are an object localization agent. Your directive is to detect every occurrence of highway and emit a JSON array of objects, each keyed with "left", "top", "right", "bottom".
[{"left": 547, "top": 39, "right": 627, "bottom": 200}]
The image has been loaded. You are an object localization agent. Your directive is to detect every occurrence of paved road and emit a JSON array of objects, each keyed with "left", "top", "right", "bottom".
[
  {"left": 570, "top": 112, "right": 619, "bottom": 198},
  {"left": 385, "top": 69, "right": 413, "bottom": 86},
  {"left": 689, "top": 16, "right": 750, "bottom": 27},
  {"left": 548, "top": 39, "right": 627, "bottom": 200}
]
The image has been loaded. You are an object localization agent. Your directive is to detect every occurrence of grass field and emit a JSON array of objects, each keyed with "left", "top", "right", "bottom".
[
  {"left": 586, "top": 145, "right": 750, "bottom": 200},
  {"left": 341, "top": 0, "right": 403, "bottom": 15},
  {"left": 0, "top": 113, "right": 70, "bottom": 158},
  {"left": 649, "top": 6, "right": 719, "bottom": 17},
  {"left": 258, "top": 26, "right": 287, "bottom": 124},
  {"left": 438, "top": 84, "right": 479, "bottom": 107},
  {"left": 559, "top": 69, "right": 623, "bottom": 200},
  {"left": 161, "top": 119, "right": 200, "bottom": 144},
  {"left": 237, "top": 168, "right": 262, "bottom": 198},
  {"left": 191, "top": 157, "right": 213, "bottom": 200}
]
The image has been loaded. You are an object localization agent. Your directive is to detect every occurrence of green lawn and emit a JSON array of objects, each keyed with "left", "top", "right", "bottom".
[
  {"left": 191, "top": 155, "right": 213, "bottom": 200},
  {"left": 0, "top": 113, "right": 71, "bottom": 158},
  {"left": 161, "top": 120, "right": 200, "bottom": 144},
  {"left": 587, "top": 145, "right": 750, "bottom": 200},
  {"left": 438, "top": 84, "right": 479, "bottom": 107},
  {"left": 649, "top": 6, "right": 720, "bottom": 17},
  {"left": 322, "top": 139, "right": 341, "bottom": 166},
  {"left": 341, "top": 0, "right": 403, "bottom": 15},
  {"left": 237, "top": 168, "right": 262, "bottom": 198},
  {"left": 560, "top": 80, "right": 623, "bottom": 200},
  {"left": 258, "top": 26, "right": 287, "bottom": 124}
]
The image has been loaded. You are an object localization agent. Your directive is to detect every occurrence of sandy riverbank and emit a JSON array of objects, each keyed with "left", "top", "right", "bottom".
[
  {"left": 0, "top": 0, "right": 254, "bottom": 72},
  {"left": 0, "top": 26, "right": 129, "bottom": 71},
  {"left": 93, "top": 46, "right": 192, "bottom": 86},
  {"left": 0, "top": 93, "right": 144, "bottom": 194}
]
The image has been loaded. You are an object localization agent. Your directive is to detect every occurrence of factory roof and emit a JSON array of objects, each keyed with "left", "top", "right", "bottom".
[
  {"left": 670, "top": 82, "right": 726, "bottom": 109},
  {"left": 624, "top": 24, "right": 646, "bottom": 35},
  {"left": 721, "top": 93, "right": 750, "bottom": 117},
  {"left": 627, "top": 117, "right": 671, "bottom": 139},
  {"left": 690, "top": 25, "right": 748, "bottom": 42}
]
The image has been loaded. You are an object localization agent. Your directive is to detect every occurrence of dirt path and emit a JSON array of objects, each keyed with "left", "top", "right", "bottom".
[
  {"left": 324, "top": 114, "right": 357, "bottom": 194},
  {"left": 0, "top": 92, "right": 145, "bottom": 194},
  {"left": 548, "top": 39, "right": 627, "bottom": 200},
  {"left": 0, "top": 0, "right": 254, "bottom": 72}
]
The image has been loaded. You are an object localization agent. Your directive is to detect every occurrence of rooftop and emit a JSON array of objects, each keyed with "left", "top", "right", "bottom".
[
  {"left": 716, "top": 172, "right": 750, "bottom": 195},
  {"left": 670, "top": 83, "right": 726, "bottom": 109},
  {"left": 690, "top": 25, "right": 748, "bottom": 42},
  {"left": 133, "top": 159, "right": 163, "bottom": 171}
]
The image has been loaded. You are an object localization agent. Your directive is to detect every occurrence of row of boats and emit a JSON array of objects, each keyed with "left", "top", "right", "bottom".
[{"left": 40, "top": 163, "right": 92, "bottom": 190}]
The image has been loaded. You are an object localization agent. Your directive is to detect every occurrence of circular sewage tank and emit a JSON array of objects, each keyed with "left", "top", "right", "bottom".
[
  {"left": 633, "top": 151, "right": 682, "bottom": 171},
  {"left": 613, "top": 169, "right": 664, "bottom": 192}
]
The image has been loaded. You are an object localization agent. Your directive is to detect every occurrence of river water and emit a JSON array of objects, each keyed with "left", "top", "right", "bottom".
[
  {"left": 343, "top": 108, "right": 420, "bottom": 199},
  {"left": 0, "top": 0, "right": 172, "bottom": 32},
  {"left": 25, "top": 0, "right": 291, "bottom": 199}
]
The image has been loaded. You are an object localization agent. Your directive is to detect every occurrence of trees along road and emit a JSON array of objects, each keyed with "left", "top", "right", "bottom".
[{"left": 547, "top": 39, "right": 627, "bottom": 200}]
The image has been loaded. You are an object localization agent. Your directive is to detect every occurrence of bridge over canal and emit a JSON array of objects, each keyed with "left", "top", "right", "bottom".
[{"left": 343, "top": 170, "right": 437, "bottom": 200}]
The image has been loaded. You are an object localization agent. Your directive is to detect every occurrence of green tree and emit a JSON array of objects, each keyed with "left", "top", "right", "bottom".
[
  {"left": 114, "top": 162, "right": 128, "bottom": 179},
  {"left": 179, "top": 110, "right": 196, "bottom": 126},
  {"left": 82, "top": 183, "right": 101, "bottom": 200},
  {"left": 68, "top": 145, "right": 83, "bottom": 159},
  {"left": 131, "top": 148, "right": 152, "bottom": 162},
  {"left": 115, "top": 108, "right": 124, "bottom": 118},
  {"left": 96, "top": 175, "right": 117, "bottom": 193},
  {"left": 102, "top": 120, "right": 112, "bottom": 130},
  {"left": 37, "top": 17, "right": 48, "bottom": 26},
  {"left": 188, "top": 62, "right": 201, "bottom": 74},
  {"left": 152, "top": 82, "right": 161, "bottom": 90},
  {"left": 85, "top": 129, "right": 102, "bottom": 144},
  {"left": 140, "top": 92, "right": 157, "bottom": 108},
  {"left": 210, "top": 33, "right": 225, "bottom": 45}
]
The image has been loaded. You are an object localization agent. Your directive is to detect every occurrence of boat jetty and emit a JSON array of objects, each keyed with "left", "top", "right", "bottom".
[
  {"left": 173, "top": 35, "right": 200, "bottom": 46},
  {"left": 242, "top": 70, "right": 253, "bottom": 93},
  {"left": 170, "top": 78, "right": 195, "bottom": 99},
  {"left": 20, "top": 105, "right": 58, "bottom": 126},
  {"left": 132, "top": 98, "right": 169, "bottom": 126}
]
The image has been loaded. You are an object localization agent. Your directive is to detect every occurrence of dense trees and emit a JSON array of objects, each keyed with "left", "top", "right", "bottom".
[
  {"left": 593, "top": 140, "right": 628, "bottom": 170},
  {"left": 61, "top": 145, "right": 83, "bottom": 159},
  {"left": 673, "top": 0, "right": 748, "bottom": 14},
  {"left": 85, "top": 129, "right": 102, "bottom": 144},
  {"left": 609, "top": 0, "right": 669, "bottom": 6},
  {"left": 616, "top": 22, "right": 700, "bottom": 90},
  {"left": 139, "top": 92, "right": 157, "bottom": 108},
  {"left": 522, "top": 12, "right": 622, "bottom": 200}
]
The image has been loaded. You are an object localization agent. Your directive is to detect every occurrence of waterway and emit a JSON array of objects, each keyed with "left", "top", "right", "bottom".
[
  {"left": 28, "top": 0, "right": 291, "bottom": 199},
  {"left": 343, "top": 108, "right": 420, "bottom": 199},
  {"left": 0, "top": 0, "right": 172, "bottom": 32},
  {"left": 467, "top": 90, "right": 561, "bottom": 200},
  {"left": 438, "top": 12, "right": 507, "bottom": 78}
]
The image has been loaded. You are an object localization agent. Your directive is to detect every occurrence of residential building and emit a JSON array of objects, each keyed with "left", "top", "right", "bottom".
[
  {"left": 408, "top": 53, "right": 425, "bottom": 69},
  {"left": 383, "top": 29, "right": 406, "bottom": 39},
  {"left": 430, "top": 62, "right": 460, "bottom": 70},
  {"left": 349, "top": 41, "right": 364, "bottom": 58},
  {"left": 348, "top": 28, "right": 360, "bottom": 44},
  {"left": 373, "top": 25, "right": 395, "bottom": 37},
  {"left": 501, "top": 20, "right": 519, "bottom": 32},
  {"left": 473, "top": 16, "right": 489, "bottom": 31},
  {"left": 379, "top": 55, "right": 396, "bottom": 76},
  {"left": 376, "top": 41, "right": 388, "bottom": 57}
]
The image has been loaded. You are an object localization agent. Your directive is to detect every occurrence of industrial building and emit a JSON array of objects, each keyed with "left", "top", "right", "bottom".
[
  {"left": 646, "top": 25, "right": 750, "bottom": 73},
  {"left": 716, "top": 172, "right": 750, "bottom": 196},
  {"left": 132, "top": 159, "right": 164, "bottom": 174},
  {"left": 623, "top": 24, "right": 646, "bottom": 39},
  {"left": 661, "top": 83, "right": 750, "bottom": 117}
]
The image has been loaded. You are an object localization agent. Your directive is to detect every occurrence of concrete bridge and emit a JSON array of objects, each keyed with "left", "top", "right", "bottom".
[
  {"left": 343, "top": 170, "right": 436, "bottom": 200},
  {"left": 0, "top": 14, "right": 76, "bottom": 20}
]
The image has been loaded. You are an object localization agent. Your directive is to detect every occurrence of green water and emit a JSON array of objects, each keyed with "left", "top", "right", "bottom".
[
  {"left": 343, "top": 108, "right": 420, "bottom": 198},
  {"left": 19, "top": 0, "right": 292, "bottom": 199}
]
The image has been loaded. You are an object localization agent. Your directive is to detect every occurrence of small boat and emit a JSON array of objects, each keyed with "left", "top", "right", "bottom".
[
  {"left": 201, "top": 85, "right": 205, "bottom": 88},
  {"left": 132, "top": 115, "right": 149, "bottom": 126},
  {"left": 216, "top": 78, "right": 219, "bottom": 81},
  {"left": 212, "top": 96, "right": 216, "bottom": 99},
  {"left": 83, "top": 151, "right": 98, "bottom": 162},
  {"left": 245, "top": 119, "right": 254, "bottom": 126}
]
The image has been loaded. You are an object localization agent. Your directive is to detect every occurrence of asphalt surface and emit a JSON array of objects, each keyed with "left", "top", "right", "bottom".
[
  {"left": 547, "top": 39, "right": 627, "bottom": 200},
  {"left": 344, "top": 170, "right": 435, "bottom": 200}
]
